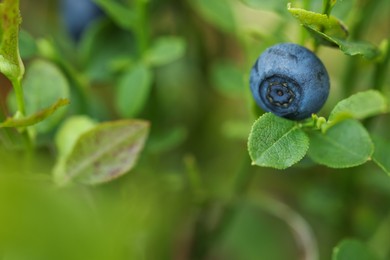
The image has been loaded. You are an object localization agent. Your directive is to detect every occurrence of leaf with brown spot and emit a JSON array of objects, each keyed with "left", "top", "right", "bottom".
[{"left": 55, "top": 120, "right": 150, "bottom": 186}]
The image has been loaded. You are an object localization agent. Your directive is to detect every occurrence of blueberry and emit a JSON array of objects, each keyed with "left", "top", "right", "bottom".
[
  {"left": 249, "top": 43, "right": 330, "bottom": 120},
  {"left": 60, "top": 0, "right": 104, "bottom": 41}
]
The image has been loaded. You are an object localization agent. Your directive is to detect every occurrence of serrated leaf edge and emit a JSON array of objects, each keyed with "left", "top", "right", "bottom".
[{"left": 248, "top": 113, "right": 309, "bottom": 170}]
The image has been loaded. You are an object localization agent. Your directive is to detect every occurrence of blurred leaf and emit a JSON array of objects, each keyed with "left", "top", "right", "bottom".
[
  {"left": 332, "top": 239, "right": 379, "bottom": 260},
  {"left": 288, "top": 3, "right": 348, "bottom": 39},
  {"left": 328, "top": 90, "right": 388, "bottom": 126},
  {"left": 19, "top": 30, "right": 37, "bottom": 59},
  {"left": 53, "top": 116, "right": 97, "bottom": 183},
  {"left": 308, "top": 119, "right": 373, "bottom": 168},
  {"left": 55, "top": 116, "right": 97, "bottom": 159},
  {"left": 7, "top": 60, "right": 70, "bottom": 132},
  {"left": 115, "top": 64, "right": 153, "bottom": 118},
  {"left": 144, "top": 37, "right": 186, "bottom": 67},
  {"left": 211, "top": 61, "right": 245, "bottom": 97},
  {"left": 248, "top": 113, "right": 309, "bottom": 169},
  {"left": 304, "top": 26, "right": 380, "bottom": 59},
  {"left": 79, "top": 19, "right": 136, "bottom": 82},
  {"left": 55, "top": 120, "right": 149, "bottom": 185},
  {"left": 36, "top": 37, "right": 59, "bottom": 61},
  {"left": 190, "top": 0, "right": 235, "bottom": 32},
  {"left": 0, "top": 0, "right": 24, "bottom": 82},
  {"left": 93, "top": 0, "right": 136, "bottom": 30},
  {"left": 372, "top": 135, "right": 390, "bottom": 175},
  {"left": 0, "top": 99, "right": 69, "bottom": 128}
]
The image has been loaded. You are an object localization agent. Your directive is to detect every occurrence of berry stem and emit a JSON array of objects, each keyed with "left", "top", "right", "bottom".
[
  {"left": 299, "top": 0, "right": 311, "bottom": 46},
  {"left": 373, "top": 38, "right": 390, "bottom": 92},
  {"left": 342, "top": 0, "right": 381, "bottom": 97},
  {"left": 312, "top": 0, "right": 336, "bottom": 52},
  {"left": 321, "top": 0, "right": 336, "bottom": 17},
  {"left": 12, "top": 78, "right": 26, "bottom": 116},
  {"left": 134, "top": 0, "right": 150, "bottom": 57}
]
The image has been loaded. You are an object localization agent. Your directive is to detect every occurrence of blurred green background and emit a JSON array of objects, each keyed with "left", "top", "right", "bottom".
[{"left": 1, "top": 0, "right": 390, "bottom": 259}]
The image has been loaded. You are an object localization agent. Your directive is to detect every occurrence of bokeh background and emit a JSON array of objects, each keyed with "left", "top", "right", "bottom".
[{"left": 1, "top": 0, "right": 390, "bottom": 259}]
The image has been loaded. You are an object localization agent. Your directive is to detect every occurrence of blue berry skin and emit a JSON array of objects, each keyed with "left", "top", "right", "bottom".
[
  {"left": 249, "top": 43, "right": 330, "bottom": 120},
  {"left": 60, "top": 0, "right": 104, "bottom": 41}
]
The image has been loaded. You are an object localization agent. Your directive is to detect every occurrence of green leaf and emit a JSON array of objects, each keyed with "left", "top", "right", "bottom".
[
  {"left": 55, "top": 116, "right": 97, "bottom": 159},
  {"left": 304, "top": 26, "right": 380, "bottom": 59},
  {"left": 248, "top": 113, "right": 309, "bottom": 169},
  {"left": 332, "top": 38, "right": 380, "bottom": 59},
  {"left": 7, "top": 59, "right": 70, "bottom": 132},
  {"left": 53, "top": 116, "right": 97, "bottom": 182},
  {"left": 55, "top": 120, "right": 149, "bottom": 185},
  {"left": 115, "top": 64, "right": 153, "bottom": 118},
  {"left": 211, "top": 61, "right": 245, "bottom": 97},
  {"left": 308, "top": 119, "right": 373, "bottom": 168},
  {"left": 144, "top": 37, "right": 186, "bottom": 67},
  {"left": 93, "top": 0, "right": 136, "bottom": 30},
  {"left": 372, "top": 135, "right": 390, "bottom": 175},
  {"left": 190, "top": 0, "right": 235, "bottom": 32},
  {"left": 288, "top": 3, "right": 348, "bottom": 39},
  {"left": 0, "top": 99, "right": 69, "bottom": 128},
  {"left": 329, "top": 90, "right": 388, "bottom": 124},
  {"left": 332, "top": 239, "right": 379, "bottom": 260}
]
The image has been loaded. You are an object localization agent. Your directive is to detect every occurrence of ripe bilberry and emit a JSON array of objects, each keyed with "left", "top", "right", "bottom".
[
  {"left": 249, "top": 43, "right": 330, "bottom": 120},
  {"left": 60, "top": 0, "right": 104, "bottom": 41}
]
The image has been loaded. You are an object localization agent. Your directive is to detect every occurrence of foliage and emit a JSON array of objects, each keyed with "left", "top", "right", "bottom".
[{"left": 0, "top": 0, "right": 389, "bottom": 259}]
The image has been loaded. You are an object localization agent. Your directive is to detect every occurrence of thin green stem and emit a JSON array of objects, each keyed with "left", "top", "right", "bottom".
[
  {"left": 364, "top": 39, "right": 390, "bottom": 129},
  {"left": 342, "top": 0, "right": 381, "bottom": 97},
  {"left": 134, "top": 0, "right": 150, "bottom": 58},
  {"left": 373, "top": 39, "right": 390, "bottom": 91},
  {"left": 299, "top": 0, "right": 311, "bottom": 45},
  {"left": 59, "top": 58, "right": 90, "bottom": 97},
  {"left": 55, "top": 58, "right": 90, "bottom": 114},
  {"left": 184, "top": 154, "right": 205, "bottom": 202},
  {"left": 313, "top": 0, "right": 333, "bottom": 52},
  {"left": 10, "top": 78, "right": 36, "bottom": 154},
  {"left": 21, "top": 128, "right": 34, "bottom": 172},
  {"left": 12, "top": 78, "right": 25, "bottom": 116},
  {"left": 322, "top": 0, "right": 334, "bottom": 17}
]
